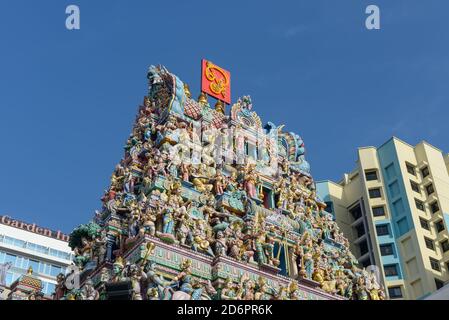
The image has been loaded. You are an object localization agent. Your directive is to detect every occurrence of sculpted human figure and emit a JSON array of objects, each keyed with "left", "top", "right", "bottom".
[
  {"left": 243, "top": 163, "right": 259, "bottom": 199},
  {"left": 335, "top": 272, "right": 348, "bottom": 297},
  {"left": 80, "top": 278, "right": 100, "bottom": 300},
  {"left": 220, "top": 277, "right": 238, "bottom": 300},
  {"left": 145, "top": 261, "right": 172, "bottom": 299},
  {"left": 123, "top": 167, "right": 135, "bottom": 193},
  {"left": 300, "top": 234, "right": 314, "bottom": 279},
  {"left": 287, "top": 281, "right": 301, "bottom": 300},
  {"left": 254, "top": 277, "right": 271, "bottom": 300},
  {"left": 237, "top": 274, "right": 255, "bottom": 300},
  {"left": 74, "top": 237, "right": 93, "bottom": 269},
  {"left": 191, "top": 164, "right": 213, "bottom": 193},
  {"left": 147, "top": 287, "right": 159, "bottom": 300},
  {"left": 367, "top": 269, "right": 381, "bottom": 300},
  {"left": 213, "top": 231, "right": 228, "bottom": 256},
  {"left": 171, "top": 260, "right": 195, "bottom": 298},
  {"left": 274, "top": 178, "right": 289, "bottom": 210},
  {"left": 92, "top": 231, "right": 107, "bottom": 265},
  {"left": 111, "top": 257, "right": 127, "bottom": 282},
  {"left": 180, "top": 162, "right": 191, "bottom": 182},
  {"left": 162, "top": 207, "right": 175, "bottom": 235},
  {"left": 213, "top": 170, "right": 226, "bottom": 195},
  {"left": 355, "top": 275, "right": 369, "bottom": 300},
  {"left": 192, "top": 220, "right": 215, "bottom": 257},
  {"left": 225, "top": 171, "right": 238, "bottom": 192},
  {"left": 129, "top": 264, "right": 147, "bottom": 300},
  {"left": 175, "top": 207, "right": 192, "bottom": 245},
  {"left": 227, "top": 237, "right": 243, "bottom": 260},
  {"left": 254, "top": 229, "right": 275, "bottom": 266},
  {"left": 140, "top": 207, "right": 157, "bottom": 236},
  {"left": 53, "top": 273, "right": 67, "bottom": 300}
]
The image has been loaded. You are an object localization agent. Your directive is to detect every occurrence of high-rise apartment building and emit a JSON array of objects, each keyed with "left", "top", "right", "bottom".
[{"left": 317, "top": 137, "right": 449, "bottom": 299}]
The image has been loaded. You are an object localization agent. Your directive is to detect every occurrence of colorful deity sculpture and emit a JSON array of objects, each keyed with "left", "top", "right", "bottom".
[{"left": 243, "top": 163, "right": 259, "bottom": 199}]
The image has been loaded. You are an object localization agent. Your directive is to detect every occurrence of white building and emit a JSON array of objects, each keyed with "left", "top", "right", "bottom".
[{"left": 0, "top": 215, "right": 74, "bottom": 298}]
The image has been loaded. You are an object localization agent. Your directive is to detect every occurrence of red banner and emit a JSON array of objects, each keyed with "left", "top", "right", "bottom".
[{"left": 201, "top": 59, "right": 231, "bottom": 104}]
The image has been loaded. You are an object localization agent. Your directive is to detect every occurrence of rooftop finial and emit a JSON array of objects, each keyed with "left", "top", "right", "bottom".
[
  {"left": 198, "top": 92, "right": 208, "bottom": 105},
  {"left": 214, "top": 100, "right": 225, "bottom": 114}
]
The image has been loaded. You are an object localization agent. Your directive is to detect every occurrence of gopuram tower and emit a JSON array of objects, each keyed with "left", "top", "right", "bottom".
[{"left": 58, "top": 61, "right": 385, "bottom": 300}]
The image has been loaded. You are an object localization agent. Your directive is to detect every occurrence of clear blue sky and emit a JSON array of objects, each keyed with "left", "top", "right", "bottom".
[{"left": 1, "top": 1, "right": 448, "bottom": 233}]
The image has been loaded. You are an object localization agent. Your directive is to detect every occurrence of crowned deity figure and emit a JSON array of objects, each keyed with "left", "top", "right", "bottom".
[
  {"left": 171, "top": 260, "right": 195, "bottom": 297},
  {"left": 111, "top": 257, "right": 127, "bottom": 282},
  {"left": 162, "top": 207, "right": 175, "bottom": 235},
  {"left": 254, "top": 229, "right": 275, "bottom": 266},
  {"left": 243, "top": 163, "right": 259, "bottom": 199}
]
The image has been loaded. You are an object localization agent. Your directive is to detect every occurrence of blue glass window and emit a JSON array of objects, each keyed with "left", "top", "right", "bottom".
[{"left": 50, "top": 265, "right": 62, "bottom": 277}]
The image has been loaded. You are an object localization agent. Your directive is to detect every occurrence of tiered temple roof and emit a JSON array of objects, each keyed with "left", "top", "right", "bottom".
[{"left": 58, "top": 65, "right": 385, "bottom": 300}]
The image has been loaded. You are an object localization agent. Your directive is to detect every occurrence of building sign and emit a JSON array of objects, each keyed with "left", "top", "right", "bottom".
[
  {"left": 201, "top": 59, "right": 231, "bottom": 104},
  {"left": 0, "top": 215, "right": 69, "bottom": 242}
]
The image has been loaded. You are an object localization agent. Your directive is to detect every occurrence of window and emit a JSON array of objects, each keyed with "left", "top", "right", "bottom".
[
  {"left": 424, "top": 237, "right": 435, "bottom": 250},
  {"left": 430, "top": 201, "right": 440, "bottom": 214},
  {"left": 350, "top": 205, "right": 362, "bottom": 220},
  {"left": 355, "top": 223, "right": 366, "bottom": 238},
  {"left": 388, "top": 286, "right": 403, "bottom": 298},
  {"left": 384, "top": 264, "right": 399, "bottom": 276},
  {"left": 14, "top": 256, "right": 23, "bottom": 268},
  {"left": 359, "top": 240, "right": 369, "bottom": 256},
  {"left": 13, "top": 238, "right": 25, "bottom": 248},
  {"left": 376, "top": 224, "right": 390, "bottom": 236},
  {"left": 50, "top": 265, "right": 62, "bottom": 277},
  {"left": 436, "top": 220, "right": 445, "bottom": 233},
  {"left": 372, "top": 206, "right": 386, "bottom": 217},
  {"left": 435, "top": 279, "right": 444, "bottom": 290},
  {"left": 425, "top": 184, "right": 435, "bottom": 196},
  {"left": 5, "top": 272, "right": 14, "bottom": 286},
  {"left": 430, "top": 258, "right": 441, "bottom": 271},
  {"left": 365, "top": 170, "right": 378, "bottom": 181},
  {"left": 415, "top": 199, "right": 425, "bottom": 211},
  {"left": 421, "top": 166, "right": 430, "bottom": 178},
  {"left": 419, "top": 218, "right": 430, "bottom": 231},
  {"left": 45, "top": 282, "right": 56, "bottom": 296},
  {"left": 26, "top": 242, "right": 37, "bottom": 251},
  {"left": 369, "top": 188, "right": 382, "bottom": 199},
  {"left": 441, "top": 240, "right": 449, "bottom": 253},
  {"left": 360, "top": 258, "right": 372, "bottom": 268},
  {"left": 380, "top": 244, "right": 394, "bottom": 256},
  {"left": 49, "top": 248, "right": 71, "bottom": 260},
  {"left": 3, "top": 236, "right": 14, "bottom": 245},
  {"left": 28, "top": 259, "right": 39, "bottom": 273},
  {"left": 410, "top": 181, "right": 420, "bottom": 193},
  {"left": 5, "top": 253, "right": 16, "bottom": 265},
  {"left": 406, "top": 163, "right": 416, "bottom": 176},
  {"left": 324, "top": 201, "right": 333, "bottom": 214}
]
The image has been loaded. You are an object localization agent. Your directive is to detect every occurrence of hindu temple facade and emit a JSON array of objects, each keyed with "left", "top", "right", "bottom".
[{"left": 56, "top": 64, "right": 385, "bottom": 300}]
